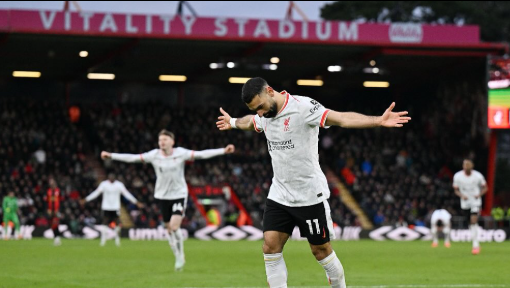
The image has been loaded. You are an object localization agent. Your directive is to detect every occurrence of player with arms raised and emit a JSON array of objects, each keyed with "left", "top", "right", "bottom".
[
  {"left": 101, "top": 129, "right": 235, "bottom": 271},
  {"left": 216, "top": 77, "right": 410, "bottom": 288},
  {"left": 82, "top": 173, "right": 144, "bottom": 247}
]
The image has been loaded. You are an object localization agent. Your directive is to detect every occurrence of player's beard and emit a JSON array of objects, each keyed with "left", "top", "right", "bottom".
[{"left": 263, "top": 101, "right": 278, "bottom": 118}]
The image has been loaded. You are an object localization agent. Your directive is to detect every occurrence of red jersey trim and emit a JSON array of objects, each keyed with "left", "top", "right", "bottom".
[
  {"left": 252, "top": 116, "right": 262, "bottom": 133},
  {"left": 320, "top": 110, "right": 331, "bottom": 128},
  {"left": 277, "top": 91, "right": 290, "bottom": 115}
]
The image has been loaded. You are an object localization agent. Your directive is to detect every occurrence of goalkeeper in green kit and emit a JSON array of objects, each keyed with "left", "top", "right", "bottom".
[{"left": 2, "top": 191, "right": 21, "bottom": 240}]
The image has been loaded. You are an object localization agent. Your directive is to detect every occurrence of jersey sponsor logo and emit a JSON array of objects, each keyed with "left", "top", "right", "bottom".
[
  {"left": 267, "top": 139, "right": 295, "bottom": 152},
  {"left": 283, "top": 117, "right": 290, "bottom": 132},
  {"left": 309, "top": 99, "right": 323, "bottom": 114}
]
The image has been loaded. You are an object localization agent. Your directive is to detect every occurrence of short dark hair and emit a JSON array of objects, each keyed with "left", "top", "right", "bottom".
[
  {"left": 158, "top": 129, "right": 175, "bottom": 139},
  {"left": 242, "top": 77, "right": 268, "bottom": 103},
  {"left": 436, "top": 220, "right": 444, "bottom": 227}
]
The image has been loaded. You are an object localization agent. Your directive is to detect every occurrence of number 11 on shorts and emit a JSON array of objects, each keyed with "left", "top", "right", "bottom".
[{"left": 306, "top": 219, "right": 320, "bottom": 234}]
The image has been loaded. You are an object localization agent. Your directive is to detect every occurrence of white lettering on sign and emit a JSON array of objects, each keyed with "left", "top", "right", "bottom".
[
  {"left": 40, "top": 11, "right": 57, "bottom": 30},
  {"left": 316, "top": 21, "right": 331, "bottom": 40},
  {"left": 301, "top": 21, "right": 308, "bottom": 39},
  {"left": 389, "top": 23, "right": 423, "bottom": 43},
  {"left": 235, "top": 18, "right": 248, "bottom": 37},
  {"left": 159, "top": 15, "right": 173, "bottom": 34},
  {"left": 279, "top": 20, "right": 295, "bottom": 39},
  {"left": 145, "top": 15, "right": 152, "bottom": 34},
  {"left": 254, "top": 20, "right": 271, "bottom": 38},
  {"left": 99, "top": 13, "right": 117, "bottom": 32},
  {"left": 214, "top": 18, "right": 227, "bottom": 37},
  {"left": 339, "top": 22, "right": 358, "bottom": 41},
  {"left": 79, "top": 12, "right": 94, "bottom": 31},
  {"left": 125, "top": 14, "right": 138, "bottom": 33},
  {"left": 180, "top": 15, "right": 196, "bottom": 35},
  {"left": 64, "top": 11, "right": 71, "bottom": 31}
]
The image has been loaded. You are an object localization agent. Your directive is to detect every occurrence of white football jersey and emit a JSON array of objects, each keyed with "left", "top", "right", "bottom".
[
  {"left": 431, "top": 209, "right": 451, "bottom": 225},
  {"left": 85, "top": 180, "right": 138, "bottom": 211},
  {"left": 453, "top": 170, "right": 486, "bottom": 209},
  {"left": 140, "top": 147, "right": 193, "bottom": 200},
  {"left": 253, "top": 92, "right": 331, "bottom": 207}
]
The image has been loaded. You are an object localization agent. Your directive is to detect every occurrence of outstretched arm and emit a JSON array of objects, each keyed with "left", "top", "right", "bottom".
[
  {"left": 119, "top": 184, "right": 143, "bottom": 208},
  {"left": 101, "top": 151, "right": 143, "bottom": 163},
  {"left": 193, "top": 145, "right": 235, "bottom": 160},
  {"left": 84, "top": 186, "right": 103, "bottom": 203},
  {"left": 325, "top": 102, "right": 411, "bottom": 128},
  {"left": 216, "top": 108, "right": 255, "bottom": 131}
]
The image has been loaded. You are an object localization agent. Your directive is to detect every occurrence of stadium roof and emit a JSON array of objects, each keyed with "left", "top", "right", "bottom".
[{"left": 0, "top": 9, "right": 507, "bottom": 88}]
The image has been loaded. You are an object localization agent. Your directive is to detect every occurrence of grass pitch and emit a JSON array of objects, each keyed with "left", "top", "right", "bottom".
[{"left": 1, "top": 239, "right": 509, "bottom": 288}]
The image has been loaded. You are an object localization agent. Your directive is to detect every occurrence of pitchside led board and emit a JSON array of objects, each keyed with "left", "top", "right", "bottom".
[
  {"left": 488, "top": 58, "right": 510, "bottom": 129},
  {"left": 489, "top": 89, "right": 510, "bottom": 129}
]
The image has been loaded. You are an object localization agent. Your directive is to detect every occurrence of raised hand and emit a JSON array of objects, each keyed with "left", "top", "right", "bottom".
[
  {"left": 216, "top": 107, "right": 233, "bottom": 131},
  {"left": 380, "top": 102, "right": 411, "bottom": 128}
]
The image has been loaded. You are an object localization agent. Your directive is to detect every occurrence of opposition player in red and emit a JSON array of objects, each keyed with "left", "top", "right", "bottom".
[
  {"left": 45, "top": 178, "right": 63, "bottom": 246},
  {"left": 216, "top": 77, "right": 410, "bottom": 288}
]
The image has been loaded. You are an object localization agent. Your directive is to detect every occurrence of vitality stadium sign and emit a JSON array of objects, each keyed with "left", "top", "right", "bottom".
[{"left": 0, "top": 10, "right": 480, "bottom": 46}]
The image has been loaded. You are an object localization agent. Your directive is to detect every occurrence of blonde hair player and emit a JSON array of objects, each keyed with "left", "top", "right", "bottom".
[
  {"left": 216, "top": 77, "right": 410, "bottom": 288},
  {"left": 101, "top": 129, "right": 235, "bottom": 271}
]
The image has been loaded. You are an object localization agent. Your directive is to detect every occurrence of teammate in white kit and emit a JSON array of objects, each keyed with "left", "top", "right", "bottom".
[
  {"left": 453, "top": 159, "right": 487, "bottom": 255},
  {"left": 100, "top": 129, "right": 235, "bottom": 271},
  {"left": 81, "top": 173, "right": 144, "bottom": 246},
  {"left": 216, "top": 77, "right": 411, "bottom": 288},
  {"left": 430, "top": 209, "right": 451, "bottom": 248}
]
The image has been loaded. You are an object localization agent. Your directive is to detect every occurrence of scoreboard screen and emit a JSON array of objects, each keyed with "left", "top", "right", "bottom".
[{"left": 488, "top": 89, "right": 510, "bottom": 129}]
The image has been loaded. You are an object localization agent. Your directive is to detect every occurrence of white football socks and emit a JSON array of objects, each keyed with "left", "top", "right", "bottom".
[
  {"left": 167, "top": 231, "right": 179, "bottom": 257},
  {"left": 470, "top": 224, "right": 479, "bottom": 248},
  {"left": 100, "top": 226, "right": 107, "bottom": 246},
  {"left": 318, "top": 251, "right": 346, "bottom": 288},
  {"left": 174, "top": 229, "right": 185, "bottom": 259},
  {"left": 443, "top": 226, "right": 451, "bottom": 243},
  {"left": 115, "top": 226, "right": 121, "bottom": 246},
  {"left": 264, "top": 253, "right": 288, "bottom": 288},
  {"left": 431, "top": 226, "right": 438, "bottom": 244}
]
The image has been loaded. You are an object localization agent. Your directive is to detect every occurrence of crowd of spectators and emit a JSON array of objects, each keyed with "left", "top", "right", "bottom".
[
  {"left": 1, "top": 78, "right": 490, "bottom": 234},
  {"left": 0, "top": 99, "right": 97, "bottom": 235}
]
